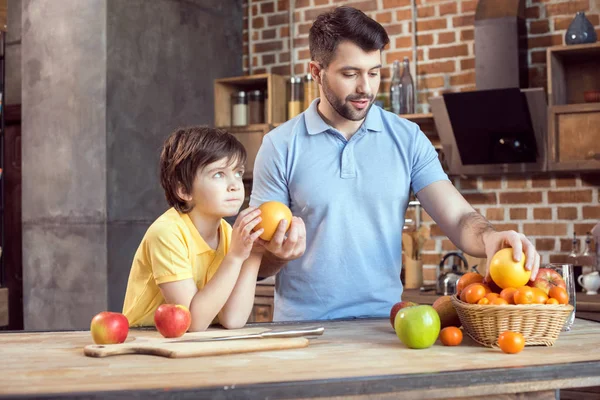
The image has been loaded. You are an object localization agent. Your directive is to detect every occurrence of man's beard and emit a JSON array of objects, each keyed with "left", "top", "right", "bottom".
[{"left": 321, "top": 74, "right": 374, "bottom": 122}]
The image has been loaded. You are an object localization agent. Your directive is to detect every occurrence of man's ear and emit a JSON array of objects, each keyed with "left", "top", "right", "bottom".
[
  {"left": 309, "top": 61, "right": 322, "bottom": 85},
  {"left": 176, "top": 185, "right": 193, "bottom": 202}
]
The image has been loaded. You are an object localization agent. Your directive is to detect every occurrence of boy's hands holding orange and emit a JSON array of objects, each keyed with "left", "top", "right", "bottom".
[{"left": 229, "top": 207, "right": 264, "bottom": 261}]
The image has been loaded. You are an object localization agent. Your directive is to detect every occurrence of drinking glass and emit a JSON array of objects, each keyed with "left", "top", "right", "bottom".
[{"left": 545, "top": 263, "right": 576, "bottom": 331}]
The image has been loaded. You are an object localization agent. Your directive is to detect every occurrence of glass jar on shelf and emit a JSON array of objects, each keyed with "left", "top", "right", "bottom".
[
  {"left": 248, "top": 90, "right": 265, "bottom": 124},
  {"left": 231, "top": 91, "right": 248, "bottom": 126},
  {"left": 288, "top": 76, "right": 303, "bottom": 119},
  {"left": 303, "top": 74, "right": 319, "bottom": 110}
]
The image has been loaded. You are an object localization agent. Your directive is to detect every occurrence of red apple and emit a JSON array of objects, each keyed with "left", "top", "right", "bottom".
[
  {"left": 528, "top": 267, "right": 566, "bottom": 294},
  {"left": 90, "top": 311, "right": 129, "bottom": 344},
  {"left": 154, "top": 304, "right": 192, "bottom": 338},
  {"left": 390, "top": 301, "right": 418, "bottom": 327}
]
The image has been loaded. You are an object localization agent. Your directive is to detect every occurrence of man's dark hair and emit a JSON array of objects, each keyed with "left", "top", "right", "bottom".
[{"left": 309, "top": 6, "right": 390, "bottom": 67}]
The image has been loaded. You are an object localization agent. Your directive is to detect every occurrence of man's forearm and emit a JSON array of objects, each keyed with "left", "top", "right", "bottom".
[
  {"left": 258, "top": 250, "right": 288, "bottom": 278},
  {"left": 456, "top": 211, "right": 496, "bottom": 257}
]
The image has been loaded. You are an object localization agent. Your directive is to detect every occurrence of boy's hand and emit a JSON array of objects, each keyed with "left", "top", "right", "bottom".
[
  {"left": 229, "top": 207, "right": 264, "bottom": 262},
  {"left": 256, "top": 216, "right": 306, "bottom": 262}
]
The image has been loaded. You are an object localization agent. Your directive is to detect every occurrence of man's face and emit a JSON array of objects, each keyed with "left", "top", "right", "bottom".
[{"left": 318, "top": 41, "right": 382, "bottom": 121}]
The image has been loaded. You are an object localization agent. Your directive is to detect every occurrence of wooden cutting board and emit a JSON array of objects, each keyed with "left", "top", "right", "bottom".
[{"left": 83, "top": 327, "right": 310, "bottom": 358}]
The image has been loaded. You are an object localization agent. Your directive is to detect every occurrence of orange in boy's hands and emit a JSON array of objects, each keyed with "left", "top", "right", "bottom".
[{"left": 255, "top": 201, "right": 292, "bottom": 241}]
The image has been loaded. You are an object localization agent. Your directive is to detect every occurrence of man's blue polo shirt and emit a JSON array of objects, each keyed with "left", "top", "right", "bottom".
[{"left": 250, "top": 99, "right": 449, "bottom": 321}]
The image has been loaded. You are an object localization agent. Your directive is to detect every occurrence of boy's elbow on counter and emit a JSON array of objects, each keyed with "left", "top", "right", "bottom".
[{"left": 218, "top": 314, "right": 248, "bottom": 330}]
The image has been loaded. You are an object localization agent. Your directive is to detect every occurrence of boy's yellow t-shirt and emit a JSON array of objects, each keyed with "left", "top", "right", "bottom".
[{"left": 122, "top": 207, "right": 232, "bottom": 327}]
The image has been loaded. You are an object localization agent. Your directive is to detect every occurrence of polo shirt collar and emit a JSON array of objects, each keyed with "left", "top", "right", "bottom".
[
  {"left": 181, "top": 212, "right": 225, "bottom": 255},
  {"left": 305, "top": 98, "right": 383, "bottom": 135}
]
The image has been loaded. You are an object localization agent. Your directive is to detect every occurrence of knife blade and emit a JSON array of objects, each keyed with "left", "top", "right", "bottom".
[{"left": 168, "top": 326, "right": 325, "bottom": 343}]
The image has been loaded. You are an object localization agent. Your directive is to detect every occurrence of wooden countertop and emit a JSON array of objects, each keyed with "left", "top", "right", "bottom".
[{"left": 1, "top": 318, "right": 600, "bottom": 399}]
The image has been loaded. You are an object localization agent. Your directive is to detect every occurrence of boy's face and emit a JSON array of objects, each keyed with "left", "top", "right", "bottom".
[
  {"left": 314, "top": 41, "right": 382, "bottom": 121},
  {"left": 187, "top": 157, "right": 245, "bottom": 218}
]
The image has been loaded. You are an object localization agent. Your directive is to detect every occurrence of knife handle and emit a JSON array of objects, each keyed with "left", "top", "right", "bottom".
[{"left": 260, "top": 326, "right": 325, "bottom": 339}]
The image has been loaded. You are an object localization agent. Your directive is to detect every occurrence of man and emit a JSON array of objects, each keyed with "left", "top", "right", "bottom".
[{"left": 250, "top": 6, "right": 540, "bottom": 321}]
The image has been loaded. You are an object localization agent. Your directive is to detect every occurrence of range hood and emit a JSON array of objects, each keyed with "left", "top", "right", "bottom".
[{"left": 430, "top": 0, "right": 548, "bottom": 175}]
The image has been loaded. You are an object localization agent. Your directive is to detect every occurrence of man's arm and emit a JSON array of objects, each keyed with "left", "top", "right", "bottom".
[
  {"left": 256, "top": 217, "right": 307, "bottom": 278},
  {"left": 416, "top": 180, "right": 540, "bottom": 279}
]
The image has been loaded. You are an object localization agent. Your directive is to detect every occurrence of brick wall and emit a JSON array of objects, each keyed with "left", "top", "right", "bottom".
[
  {"left": 241, "top": 0, "right": 600, "bottom": 282},
  {"left": 243, "top": 0, "right": 600, "bottom": 111}
]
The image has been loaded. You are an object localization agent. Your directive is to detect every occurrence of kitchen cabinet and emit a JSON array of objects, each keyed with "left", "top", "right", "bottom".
[
  {"left": 547, "top": 43, "right": 600, "bottom": 172},
  {"left": 2, "top": 318, "right": 600, "bottom": 399}
]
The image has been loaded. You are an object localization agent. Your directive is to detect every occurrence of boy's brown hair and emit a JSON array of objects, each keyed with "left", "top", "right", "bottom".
[{"left": 160, "top": 126, "right": 247, "bottom": 213}]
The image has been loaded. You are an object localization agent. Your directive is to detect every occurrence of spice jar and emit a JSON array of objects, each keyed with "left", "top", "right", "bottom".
[
  {"left": 288, "top": 76, "right": 303, "bottom": 119},
  {"left": 304, "top": 74, "right": 319, "bottom": 109},
  {"left": 248, "top": 90, "right": 265, "bottom": 124},
  {"left": 231, "top": 91, "right": 248, "bottom": 126}
]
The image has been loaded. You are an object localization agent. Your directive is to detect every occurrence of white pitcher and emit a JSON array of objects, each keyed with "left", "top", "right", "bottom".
[{"left": 578, "top": 271, "right": 600, "bottom": 295}]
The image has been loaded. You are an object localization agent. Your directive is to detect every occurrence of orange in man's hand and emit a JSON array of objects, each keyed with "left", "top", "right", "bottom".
[{"left": 255, "top": 201, "right": 292, "bottom": 241}]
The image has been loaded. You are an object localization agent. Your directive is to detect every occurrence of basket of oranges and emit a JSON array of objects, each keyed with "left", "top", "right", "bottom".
[{"left": 450, "top": 250, "right": 574, "bottom": 347}]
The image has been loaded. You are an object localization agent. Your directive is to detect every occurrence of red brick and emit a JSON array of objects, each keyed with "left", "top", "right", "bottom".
[
  {"left": 396, "top": 9, "right": 412, "bottom": 22},
  {"left": 555, "top": 175, "right": 578, "bottom": 188},
  {"left": 417, "top": 18, "right": 448, "bottom": 31},
  {"left": 450, "top": 71, "right": 475, "bottom": 86},
  {"left": 560, "top": 238, "right": 576, "bottom": 253},
  {"left": 375, "top": 11, "right": 393, "bottom": 24},
  {"left": 423, "top": 267, "right": 437, "bottom": 282},
  {"left": 278, "top": 52, "right": 290, "bottom": 63},
  {"left": 439, "top": 3, "right": 457, "bottom": 16},
  {"left": 280, "top": 26, "right": 289, "bottom": 37},
  {"left": 422, "top": 253, "right": 443, "bottom": 265},
  {"left": 527, "top": 34, "right": 558, "bottom": 49},
  {"left": 461, "top": 0, "right": 478, "bottom": 13},
  {"left": 252, "top": 17, "right": 265, "bottom": 29},
  {"left": 431, "top": 224, "right": 444, "bottom": 236},
  {"left": 314, "top": 0, "right": 329, "bottom": 5},
  {"left": 254, "top": 40, "right": 283, "bottom": 53},
  {"left": 295, "top": 0, "right": 310, "bottom": 7},
  {"left": 304, "top": 7, "right": 335, "bottom": 21},
  {"left": 260, "top": 1, "right": 275, "bottom": 14},
  {"left": 525, "top": 6, "right": 540, "bottom": 19},
  {"left": 294, "top": 63, "right": 306, "bottom": 75},
  {"left": 423, "top": 239, "right": 436, "bottom": 251},
  {"left": 536, "top": 238, "right": 556, "bottom": 251},
  {"left": 531, "top": 50, "right": 546, "bottom": 64},
  {"left": 533, "top": 207, "right": 553, "bottom": 220},
  {"left": 386, "top": 50, "right": 413, "bottom": 64},
  {"left": 442, "top": 239, "right": 458, "bottom": 251},
  {"left": 463, "top": 192, "right": 497, "bottom": 205},
  {"left": 499, "top": 192, "right": 543, "bottom": 204},
  {"left": 383, "top": 0, "right": 411, "bottom": 7},
  {"left": 272, "top": 64, "right": 291, "bottom": 75},
  {"left": 418, "top": 5, "right": 436, "bottom": 17},
  {"left": 417, "top": 34, "right": 434, "bottom": 46},
  {"left": 531, "top": 176, "right": 551, "bottom": 187},
  {"left": 438, "top": 31, "right": 456, "bottom": 44},
  {"left": 267, "top": 13, "right": 288, "bottom": 26},
  {"left": 386, "top": 24, "right": 404, "bottom": 35},
  {"left": 460, "top": 57, "right": 475, "bottom": 70},
  {"left": 549, "top": 254, "right": 570, "bottom": 264},
  {"left": 510, "top": 208, "right": 528, "bottom": 220},
  {"left": 529, "top": 19, "right": 550, "bottom": 34},
  {"left": 486, "top": 208, "right": 505, "bottom": 221},
  {"left": 262, "top": 54, "right": 275, "bottom": 65},
  {"left": 416, "top": 60, "right": 456, "bottom": 74},
  {"left": 458, "top": 85, "right": 476, "bottom": 92},
  {"left": 342, "top": 0, "right": 379, "bottom": 12},
  {"left": 523, "top": 223, "right": 567, "bottom": 236},
  {"left": 575, "top": 223, "right": 597, "bottom": 236},
  {"left": 460, "top": 29, "right": 474, "bottom": 41},
  {"left": 482, "top": 178, "right": 502, "bottom": 189},
  {"left": 458, "top": 177, "right": 478, "bottom": 190},
  {"left": 493, "top": 223, "right": 520, "bottom": 232},
  {"left": 297, "top": 49, "right": 310, "bottom": 60},
  {"left": 298, "top": 23, "right": 311, "bottom": 35},
  {"left": 396, "top": 36, "right": 413, "bottom": 48},
  {"left": 262, "top": 28, "right": 277, "bottom": 40},
  {"left": 452, "top": 15, "right": 475, "bottom": 28},
  {"left": 583, "top": 206, "right": 600, "bottom": 219},
  {"left": 422, "top": 211, "right": 434, "bottom": 222},
  {"left": 419, "top": 75, "right": 445, "bottom": 89},
  {"left": 555, "top": 14, "right": 600, "bottom": 30},
  {"left": 429, "top": 44, "right": 469, "bottom": 59},
  {"left": 548, "top": 190, "right": 593, "bottom": 203},
  {"left": 277, "top": 0, "right": 289, "bottom": 11},
  {"left": 294, "top": 37, "right": 309, "bottom": 48},
  {"left": 506, "top": 177, "right": 529, "bottom": 189},
  {"left": 253, "top": 67, "right": 266, "bottom": 74},
  {"left": 546, "top": 1, "right": 592, "bottom": 17},
  {"left": 558, "top": 207, "right": 578, "bottom": 220}
]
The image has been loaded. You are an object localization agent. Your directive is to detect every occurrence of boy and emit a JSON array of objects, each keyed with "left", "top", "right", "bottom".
[{"left": 123, "top": 126, "right": 264, "bottom": 331}]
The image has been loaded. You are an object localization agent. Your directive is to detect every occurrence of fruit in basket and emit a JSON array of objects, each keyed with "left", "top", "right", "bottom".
[
  {"left": 513, "top": 286, "right": 535, "bottom": 305},
  {"left": 389, "top": 301, "right": 418, "bottom": 328},
  {"left": 548, "top": 286, "right": 569, "bottom": 304},
  {"left": 489, "top": 248, "right": 530, "bottom": 289},
  {"left": 394, "top": 305, "right": 441, "bottom": 349},
  {"left": 491, "top": 297, "right": 509, "bottom": 305},
  {"left": 546, "top": 298, "right": 559, "bottom": 305},
  {"left": 90, "top": 311, "right": 129, "bottom": 345},
  {"left": 531, "top": 287, "right": 549, "bottom": 304},
  {"left": 499, "top": 287, "right": 518, "bottom": 304},
  {"left": 456, "top": 272, "right": 484, "bottom": 296},
  {"left": 432, "top": 296, "right": 461, "bottom": 328},
  {"left": 528, "top": 268, "right": 566, "bottom": 294},
  {"left": 439, "top": 326, "right": 463, "bottom": 346},
  {"left": 498, "top": 331, "right": 525, "bottom": 354},
  {"left": 461, "top": 283, "right": 491, "bottom": 304},
  {"left": 483, "top": 273, "right": 503, "bottom": 294}
]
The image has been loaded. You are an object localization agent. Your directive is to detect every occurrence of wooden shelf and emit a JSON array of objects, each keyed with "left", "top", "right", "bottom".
[
  {"left": 550, "top": 103, "right": 600, "bottom": 114},
  {"left": 399, "top": 112, "right": 433, "bottom": 123}
]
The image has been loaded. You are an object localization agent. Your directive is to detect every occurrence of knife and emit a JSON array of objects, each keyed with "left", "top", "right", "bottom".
[{"left": 169, "top": 326, "right": 325, "bottom": 343}]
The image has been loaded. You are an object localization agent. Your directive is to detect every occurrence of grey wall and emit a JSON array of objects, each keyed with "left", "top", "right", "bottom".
[
  {"left": 22, "top": 0, "right": 243, "bottom": 330},
  {"left": 6, "top": 0, "right": 21, "bottom": 105}
]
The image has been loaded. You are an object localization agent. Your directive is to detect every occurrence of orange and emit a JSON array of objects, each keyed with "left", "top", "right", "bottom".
[
  {"left": 499, "top": 287, "right": 518, "bottom": 304},
  {"left": 531, "top": 287, "right": 549, "bottom": 304},
  {"left": 548, "top": 286, "right": 569, "bottom": 305},
  {"left": 463, "top": 283, "right": 489, "bottom": 304},
  {"left": 485, "top": 293, "right": 500, "bottom": 302},
  {"left": 491, "top": 297, "right": 509, "bottom": 305},
  {"left": 498, "top": 331, "right": 525, "bottom": 354},
  {"left": 456, "top": 272, "right": 484, "bottom": 296},
  {"left": 439, "top": 327, "right": 463, "bottom": 346},
  {"left": 514, "top": 286, "right": 535, "bottom": 305},
  {"left": 545, "top": 298, "right": 559, "bottom": 305},
  {"left": 477, "top": 297, "right": 490, "bottom": 305},
  {"left": 489, "top": 248, "right": 531, "bottom": 289},
  {"left": 255, "top": 201, "right": 292, "bottom": 241}
]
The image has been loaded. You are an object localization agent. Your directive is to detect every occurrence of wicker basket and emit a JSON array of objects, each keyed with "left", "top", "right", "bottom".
[{"left": 450, "top": 295, "right": 574, "bottom": 347}]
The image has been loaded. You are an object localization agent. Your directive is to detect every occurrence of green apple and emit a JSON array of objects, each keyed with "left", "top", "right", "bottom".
[{"left": 394, "top": 305, "right": 440, "bottom": 349}]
